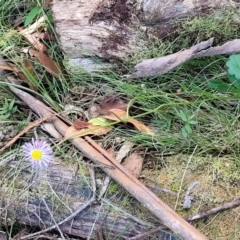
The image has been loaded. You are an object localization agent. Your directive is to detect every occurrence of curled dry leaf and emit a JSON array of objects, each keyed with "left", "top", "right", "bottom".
[
  {"left": 65, "top": 125, "right": 112, "bottom": 139},
  {"left": 128, "top": 118, "right": 155, "bottom": 136},
  {"left": 0, "top": 57, "right": 19, "bottom": 72},
  {"left": 88, "top": 96, "right": 128, "bottom": 117},
  {"left": 32, "top": 32, "right": 54, "bottom": 40},
  {"left": 97, "top": 96, "right": 128, "bottom": 115},
  {"left": 0, "top": 62, "right": 18, "bottom": 72},
  {"left": 73, "top": 119, "right": 90, "bottom": 129},
  {"left": 18, "top": 59, "right": 37, "bottom": 90},
  {"left": 116, "top": 141, "right": 134, "bottom": 163},
  {"left": 102, "top": 109, "right": 155, "bottom": 136},
  {"left": 19, "top": 16, "right": 47, "bottom": 35},
  {"left": 29, "top": 48, "right": 60, "bottom": 77},
  {"left": 106, "top": 148, "right": 115, "bottom": 158},
  {"left": 122, "top": 151, "right": 143, "bottom": 178},
  {"left": 0, "top": 57, "right": 36, "bottom": 90},
  {"left": 18, "top": 27, "right": 47, "bottom": 52},
  {"left": 41, "top": 122, "right": 62, "bottom": 140}
]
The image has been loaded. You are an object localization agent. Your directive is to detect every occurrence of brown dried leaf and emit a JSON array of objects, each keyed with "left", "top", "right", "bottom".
[
  {"left": 0, "top": 62, "right": 17, "bottom": 72},
  {"left": 97, "top": 102, "right": 128, "bottom": 115},
  {"left": 18, "top": 27, "right": 47, "bottom": 52},
  {"left": 32, "top": 32, "right": 54, "bottom": 40},
  {"left": 96, "top": 96, "right": 128, "bottom": 115},
  {"left": 106, "top": 148, "right": 115, "bottom": 158},
  {"left": 101, "top": 109, "right": 128, "bottom": 121},
  {"left": 0, "top": 57, "right": 37, "bottom": 90},
  {"left": 122, "top": 151, "right": 143, "bottom": 178},
  {"left": 0, "top": 57, "right": 19, "bottom": 72},
  {"left": 17, "top": 59, "right": 37, "bottom": 90},
  {"left": 65, "top": 125, "right": 112, "bottom": 139},
  {"left": 116, "top": 141, "right": 134, "bottom": 162},
  {"left": 128, "top": 118, "right": 155, "bottom": 136},
  {"left": 103, "top": 109, "right": 155, "bottom": 136},
  {"left": 88, "top": 96, "right": 128, "bottom": 117},
  {"left": 73, "top": 119, "right": 90, "bottom": 129},
  {"left": 29, "top": 48, "right": 60, "bottom": 77}
]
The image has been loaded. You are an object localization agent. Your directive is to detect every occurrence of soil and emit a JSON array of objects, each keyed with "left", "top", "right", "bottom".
[{"left": 0, "top": 123, "right": 19, "bottom": 148}]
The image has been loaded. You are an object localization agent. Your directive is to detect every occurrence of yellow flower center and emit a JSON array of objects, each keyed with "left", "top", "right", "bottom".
[{"left": 31, "top": 149, "right": 43, "bottom": 160}]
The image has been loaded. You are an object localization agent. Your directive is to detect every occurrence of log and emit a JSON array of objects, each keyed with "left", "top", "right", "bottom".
[
  {"left": 51, "top": 0, "right": 240, "bottom": 69},
  {"left": 0, "top": 160, "right": 166, "bottom": 239}
]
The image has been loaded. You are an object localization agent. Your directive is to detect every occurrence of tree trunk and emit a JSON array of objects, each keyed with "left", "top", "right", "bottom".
[
  {"left": 0, "top": 160, "right": 168, "bottom": 239},
  {"left": 51, "top": 0, "right": 239, "bottom": 69}
]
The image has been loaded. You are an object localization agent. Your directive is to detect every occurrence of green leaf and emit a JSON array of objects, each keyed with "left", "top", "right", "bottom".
[
  {"left": 46, "top": 13, "right": 54, "bottom": 24},
  {"left": 226, "top": 55, "right": 240, "bottom": 80},
  {"left": 181, "top": 127, "right": 188, "bottom": 138},
  {"left": 177, "top": 110, "right": 188, "bottom": 122},
  {"left": 184, "top": 124, "right": 192, "bottom": 134},
  {"left": 208, "top": 79, "right": 238, "bottom": 93},
  {"left": 9, "top": 99, "right": 15, "bottom": 110},
  {"left": 189, "top": 120, "right": 197, "bottom": 125},
  {"left": 24, "top": 6, "right": 41, "bottom": 27},
  {"left": 227, "top": 73, "right": 240, "bottom": 89},
  {"left": 0, "top": 109, "right": 8, "bottom": 114},
  {"left": 89, "top": 117, "right": 112, "bottom": 126}
]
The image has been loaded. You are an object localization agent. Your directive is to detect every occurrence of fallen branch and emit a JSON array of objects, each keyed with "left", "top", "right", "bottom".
[
  {"left": 128, "top": 38, "right": 240, "bottom": 78},
  {"left": 2, "top": 73, "right": 208, "bottom": 240}
]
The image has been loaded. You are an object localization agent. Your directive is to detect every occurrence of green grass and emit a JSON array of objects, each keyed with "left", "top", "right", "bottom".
[{"left": 1, "top": 0, "right": 240, "bottom": 239}]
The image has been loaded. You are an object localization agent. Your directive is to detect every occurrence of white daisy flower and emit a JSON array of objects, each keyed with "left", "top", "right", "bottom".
[{"left": 22, "top": 139, "right": 53, "bottom": 169}]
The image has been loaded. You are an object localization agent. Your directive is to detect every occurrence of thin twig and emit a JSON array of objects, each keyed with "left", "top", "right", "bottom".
[
  {"left": 0, "top": 115, "right": 54, "bottom": 153},
  {"left": 174, "top": 145, "right": 198, "bottom": 210},
  {"left": 186, "top": 197, "right": 240, "bottom": 221}
]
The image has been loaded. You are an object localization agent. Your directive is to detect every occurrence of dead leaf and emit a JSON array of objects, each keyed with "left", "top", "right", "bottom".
[
  {"left": 0, "top": 62, "right": 18, "bottom": 72},
  {"left": 116, "top": 141, "right": 134, "bottom": 162},
  {"left": 106, "top": 148, "right": 115, "bottom": 158},
  {"left": 128, "top": 118, "right": 155, "bottom": 136},
  {"left": 17, "top": 59, "right": 37, "bottom": 90},
  {"left": 102, "top": 109, "right": 155, "bottom": 136},
  {"left": 122, "top": 151, "right": 143, "bottom": 178},
  {"left": 73, "top": 119, "right": 90, "bottom": 129},
  {"left": 33, "top": 32, "right": 54, "bottom": 40},
  {"left": 65, "top": 125, "right": 112, "bottom": 139},
  {"left": 89, "top": 96, "right": 128, "bottom": 117},
  {"left": 101, "top": 109, "right": 128, "bottom": 121},
  {"left": 41, "top": 123, "right": 62, "bottom": 140},
  {"left": 97, "top": 96, "right": 128, "bottom": 115},
  {"left": 0, "top": 57, "right": 36, "bottom": 90},
  {"left": 29, "top": 48, "right": 60, "bottom": 77},
  {"left": 18, "top": 27, "right": 47, "bottom": 52},
  {"left": 19, "top": 16, "right": 47, "bottom": 35},
  {"left": 0, "top": 57, "right": 19, "bottom": 72}
]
